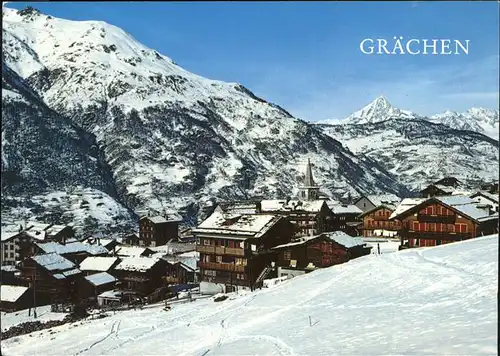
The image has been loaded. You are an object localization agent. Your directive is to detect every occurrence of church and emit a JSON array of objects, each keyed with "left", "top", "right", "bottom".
[{"left": 256, "top": 159, "right": 334, "bottom": 237}]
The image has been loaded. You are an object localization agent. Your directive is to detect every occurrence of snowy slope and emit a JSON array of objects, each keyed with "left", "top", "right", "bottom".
[
  {"left": 2, "top": 6, "right": 410, "bottom": 223},
  {"left": 318, "top": 119, "right": 499, "bottom": 190},
  {"left": 2, "top": 235, "right": 497, "bottom": 355},
  {"left": 429, "top": 108, "right": 499, "bottom": 140}
]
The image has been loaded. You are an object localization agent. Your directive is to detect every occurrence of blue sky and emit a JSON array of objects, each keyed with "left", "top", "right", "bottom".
[{"left": 5, "top": 2, "right": 499, "bottom": 121}]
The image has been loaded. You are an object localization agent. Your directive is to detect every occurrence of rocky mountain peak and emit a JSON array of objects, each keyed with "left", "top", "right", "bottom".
[{"left": 341, "top": 96, "right": 416, "bottom": 125}]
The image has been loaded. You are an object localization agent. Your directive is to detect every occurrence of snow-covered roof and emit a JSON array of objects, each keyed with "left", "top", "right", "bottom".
[
  {"left": 115, "top": 246, "right": 150, "bottom": 257},
  {"left": 326, "top": 231, "right": 367, "bottom": 249},
  {"left": 193, "top": 211, "right": 282, "bottom": 238},
  {"left": 1, "top": 285, "right": 29, "bottom": 303},
  {"left": 44, "top": 224, "right": 69, "bottom": 236},
  {"left": 470, "top": 191, "right": 499, "bottom": 204},
  {"left": 389, "top": 198, "right": 427, "bottom": 219},
  {"left": 260, "top": 199, "right": 325, "bottom": 213},
  {"left": 364, "top": 194, "right": 400, "bottom": 207},
  {"left": 477, "top": 213, "right": 499, "bottom": 223},
  {"left": 327, "top": 201, "right": 362, "bottom": 215},
  {"left": 272, "top": 235, "right": 318, "bottom": 249},
  {"left": 115, "top": 257, "right": 161, "bottom": 272},
  {"left": 79, "top": 256, "right": 120, "bottom": 271},
  {"left": 273, "top": 231, "right": 367, "bottom": 250},
  {"left": 390, "top": 195, "right": 493, "bottom": 221},
  {"left": 141, "top": 214, "right": 182, "bottom": 224},
  {"left": 84, "top": 272, "right": 117, "bottom": 287},
  {"left": 98, "top": 290, "right": 122, "bottom": 299},
  {"left": 36, "top": 241, "right": 108, "bottom": 256},
  {"left": 1, "top": 229, "right": 20, "bottom": 242},
  {"left": 31, "top": 253, "right": 76, "bottom": 272},
  {"left": 149, "top": 243, "right": 195, "bottom": 255}
]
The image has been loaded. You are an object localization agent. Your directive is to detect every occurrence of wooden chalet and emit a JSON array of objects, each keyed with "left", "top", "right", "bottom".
[
  {"left": 272, "top": 231, "right": 371, "bottom": 279},
  {"left": 480, "top": 181, "right": 499, "bottom": 194},
  {"left": 327, "top": 201, "right": 363, "bottom": 236},
  {"left": 112, "top": 257, "right": 168, "bottom": 298},
  {"left": 78, "top": 272, "right": 118, "bottom": 301},
  {"left": 469, "top": 191, "right": 499, "bottom": 213},
  {"left": 34, "top": 241, "right": 109, "bottom": 265},
  {"left": 420, "top": 177, "right": 462, "bottom": 198},
  {"left": 122, "top": 233, "right": 140, "bottom": 246},
  {"left": 1, "top": 285, "right": 32, "bottom": 312},
  {"left": 354, "top": 194, "right": 401, "bottom": 213},
  {"left": 193, "top": 211, "right": 295, "bottom": 292},
  {"left": 163, "top": 261, "right": 196, "bottom": 285},
  {"left": 139, "top": 213, "right": 182, "bottom": 247},
  {"left": 19, "top": 253, "right": 82, "bottom": 305},
  {"left": 79, "top": 256, "right": 121, "bottom": 276},
  {"left": 389, "top": 195, "right": 499, "bottom": 248},
  {"left": 359, "top": 203, "right": 401, "bottom": 238}
]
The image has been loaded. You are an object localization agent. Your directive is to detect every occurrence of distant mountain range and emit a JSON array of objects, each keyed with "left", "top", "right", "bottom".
[
  {"left": 1, "top": 6, "right": 498, "bottom": 234},
  {"left": 318, "top": 96, "right": 499, "bottom": 140}
]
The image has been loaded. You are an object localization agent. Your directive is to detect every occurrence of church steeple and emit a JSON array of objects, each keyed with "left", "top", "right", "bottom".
[
  {"left": 298, "top": 158, "right": 320, "bottom": 201},
  {"left": 303, "top": 158, "right": 316, "bottom": 187}
]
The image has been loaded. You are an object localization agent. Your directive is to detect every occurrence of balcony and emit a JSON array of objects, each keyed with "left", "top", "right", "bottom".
[
  {"left": 196, "top": 245, "right": 245, "bottom": 256},
  {"left": 198, "top": 261, "right": 246, "bottom": 273},
  {"left": 401, "top": 230, "right": 473, "bottom": 240},
  {"left": 372, "top": 215, "right": 390, "bottom": 221},
  {"left": 417, "top": 214, "right": 456, "bottom": 224}
]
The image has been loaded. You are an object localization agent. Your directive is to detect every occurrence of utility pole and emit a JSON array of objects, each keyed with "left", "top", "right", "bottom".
[{"left": 33, "top": 272, "right": 37, "bottom": 318}]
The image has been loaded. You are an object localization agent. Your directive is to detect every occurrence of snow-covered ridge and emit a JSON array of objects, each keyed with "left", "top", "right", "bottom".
[{"left": 317, "top": 96, "right": 499, "bottom": 140}]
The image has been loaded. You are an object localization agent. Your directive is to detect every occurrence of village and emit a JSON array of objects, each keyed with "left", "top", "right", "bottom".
[{"left": 1, "top": 159, "right": 498, "bottom": 325}]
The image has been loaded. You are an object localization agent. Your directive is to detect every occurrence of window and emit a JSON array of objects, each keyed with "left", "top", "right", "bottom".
[
  {"left": 235, "top": 258, "right": 247, "bottom": 266},
  {"left": 204, "top": 270, "right": 216, "bottom": 276},
  {"left": 203, "top": 255, "right": 211, "bottom": 262},
  {"left": 196, "top": 238, "right": 201, "bottom": 244},
  {"left": 455, "top": 224, "right": 467, "bottom": 233},
  {"left": 204, "top": 239, "right": 210, "bottom": 246},
  {"left": 284, "top": 251, "right": 291, "bottom": 260},
  {"left": 216, "top": 255, "right": 222, "bottom": 263}
]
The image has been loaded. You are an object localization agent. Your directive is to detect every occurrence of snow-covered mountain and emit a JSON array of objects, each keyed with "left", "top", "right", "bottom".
[
  {"left": 319, "top": 96, "right": 499, "bottom": 140},
  {"left": 2, "top": 235, "right": 497, "bottom": 355},
  {"left": 317, "top": 117, "right": 499, "bottom": 190},
  {"left": 429, "top": 108, "right": 499, "bottom": 140},
  {"left": 1, "top": 60, "right": 136, "bottom": 236},
  {"left": 318, "top": 96, "right": 419, "bottom": 126},
  {"left": 2, "top": 6, "right": 412, "bottom": 229}
]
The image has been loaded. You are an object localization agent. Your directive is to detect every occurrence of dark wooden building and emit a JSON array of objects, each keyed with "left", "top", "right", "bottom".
[
  {"left": 420, "top": 177, "right": 462, "bottom": 198},
  {"left": 354, "top": 194, "right": 401, "bottom": 213},
  {"left": 19, "top": 253, "right": 82, "bottom": 305},
  {"left": 193, "top": 211, "right": 295, "bottom": 292},
  {"left": 139, "top": 214, "right": 182, "bottom": 247},
  {"left": 258, "top": 199, "right": 333, "bottom": 238},
  {"left": 327, "top": 201, "right": 363, "bottom": 236},
  {"left": 390, "top": 195, "right": 499, "bottom": 248},
  {"left": 78, "top": 272, "right": 118, "bottom": 301},
  {"left": 359, "top": 204, "right": 401, "bottom": 238},
  {"left": 164, "top": 261, "right": 196, "bottom": 285},
  {"left": 1, "top": 285, "right": 33, "bottom": 312},
  {"left": 112, "top": 257, "right": 168, "bottom": 298},
  {"left": 272, "top": 231, "right": 371, "bottom": 279}
]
